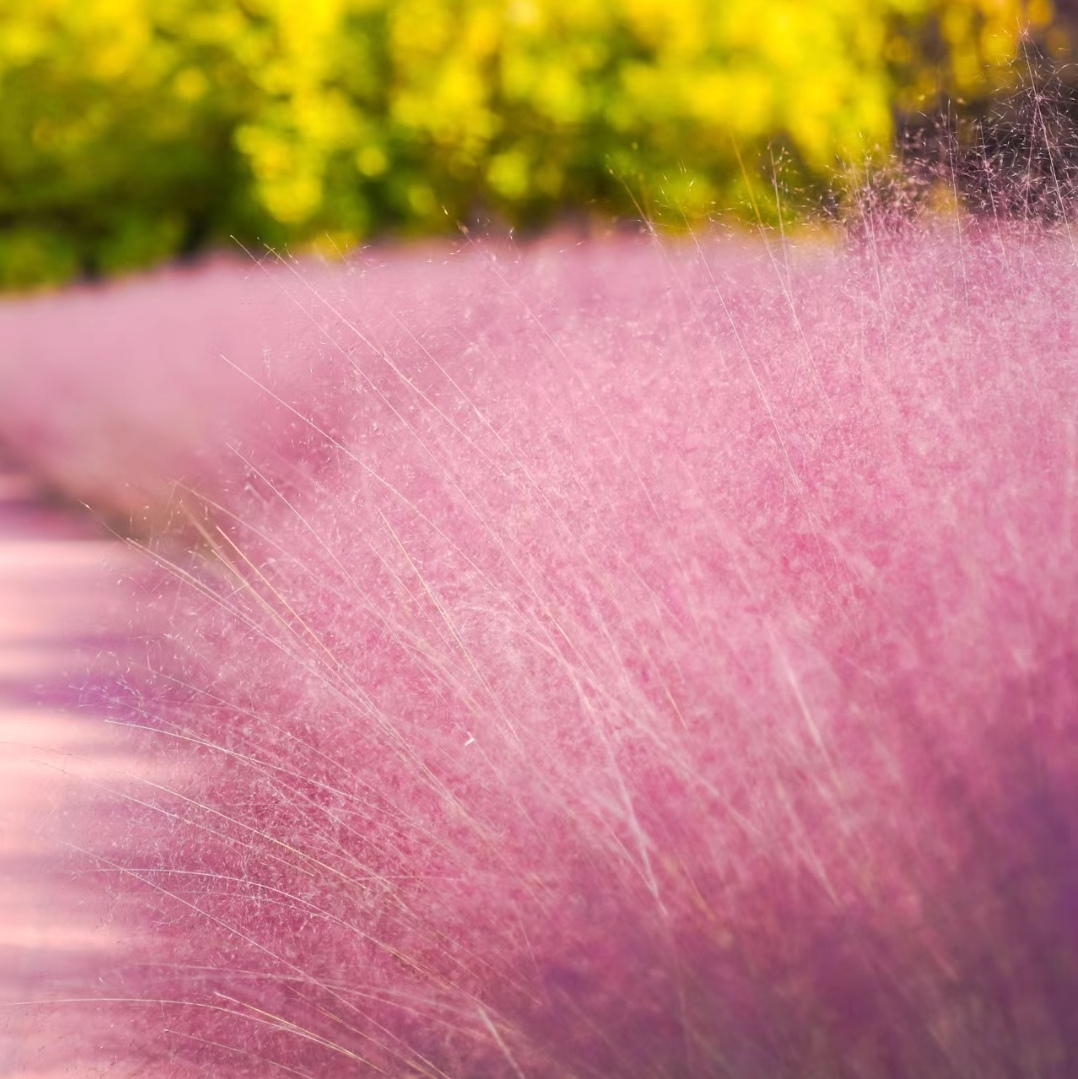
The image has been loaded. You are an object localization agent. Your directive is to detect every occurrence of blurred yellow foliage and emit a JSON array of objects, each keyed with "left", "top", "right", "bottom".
[{"left": 0, "top": 0, "right": 1056, "bottom": 286}]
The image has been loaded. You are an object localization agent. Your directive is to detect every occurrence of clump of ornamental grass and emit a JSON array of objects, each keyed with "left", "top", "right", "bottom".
[
  {"left": 0, "top": 253, "right": 361, "bottom": 534},
  {"left": 38, "top": 209, "right": 1075, "bottom": 1079}
]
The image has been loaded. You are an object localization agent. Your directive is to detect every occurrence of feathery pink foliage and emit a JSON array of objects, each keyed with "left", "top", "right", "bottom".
[
  {"left": 34, "top": 221, "right": 1075, "bottom": 1078},
  {"left": 2, "top": 221, "right": 1076, "bottom": 1074},
  {"left": 0, "top": 253, "right": 361, "bottom": 531}
]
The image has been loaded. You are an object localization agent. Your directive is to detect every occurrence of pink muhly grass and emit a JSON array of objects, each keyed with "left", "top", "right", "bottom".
[
  {"left": 46, "top": 218, "right": 1078, "bottom": 1079},
  {"left": 0, "top": 253, "right": 359, "bottom": 533}
]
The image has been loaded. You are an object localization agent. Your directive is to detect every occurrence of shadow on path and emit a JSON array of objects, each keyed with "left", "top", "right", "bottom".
[{"left": 0, "top": 451, "right": 149, "bottom": 1078}]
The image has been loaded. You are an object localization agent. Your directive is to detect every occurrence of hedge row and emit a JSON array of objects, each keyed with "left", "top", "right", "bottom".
[{"left": 0, "top": 0, "right": 1056, "bottom": 287}]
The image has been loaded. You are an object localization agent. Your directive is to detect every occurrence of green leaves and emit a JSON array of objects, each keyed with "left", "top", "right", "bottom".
[{"left": 0, "top": 0, "right": 1054, "bottom": 288}]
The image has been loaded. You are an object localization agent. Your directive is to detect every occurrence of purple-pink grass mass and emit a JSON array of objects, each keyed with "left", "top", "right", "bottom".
[
  {"left": 0, "top": 255, "right": 356, "bottom": 533},
  {"left": 4, "top": 219, "right": 1078, "bottom": 1077}
]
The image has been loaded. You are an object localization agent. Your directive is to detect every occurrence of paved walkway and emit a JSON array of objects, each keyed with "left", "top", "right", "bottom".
[{"left": 0, "top": 454, "right": 143, "bottom": 1077}]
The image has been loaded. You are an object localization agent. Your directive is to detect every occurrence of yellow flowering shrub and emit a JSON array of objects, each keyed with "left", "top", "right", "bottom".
[{"left": 0, "top": 0, "right": 1056, "bottom": 287}]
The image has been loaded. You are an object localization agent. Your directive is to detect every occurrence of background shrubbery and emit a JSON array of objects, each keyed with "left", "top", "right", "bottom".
[{"left": 0, "top": 0, "right": 1064, "bottom": 288}]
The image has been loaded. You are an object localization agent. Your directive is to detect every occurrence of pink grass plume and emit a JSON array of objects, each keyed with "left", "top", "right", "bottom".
[{"left": 6, "top": 218, "right": 1078, "bottom": 1077}]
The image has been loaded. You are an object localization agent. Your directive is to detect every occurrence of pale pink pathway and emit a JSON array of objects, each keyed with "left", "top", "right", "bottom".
[{"left": 0, "top": 455, "right": 142, "bottom": 1078}]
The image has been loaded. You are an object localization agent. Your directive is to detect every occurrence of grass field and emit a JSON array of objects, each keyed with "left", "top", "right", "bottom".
[{"left": 2, "top": 206, "right": 1077, "bottom": 1076}]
